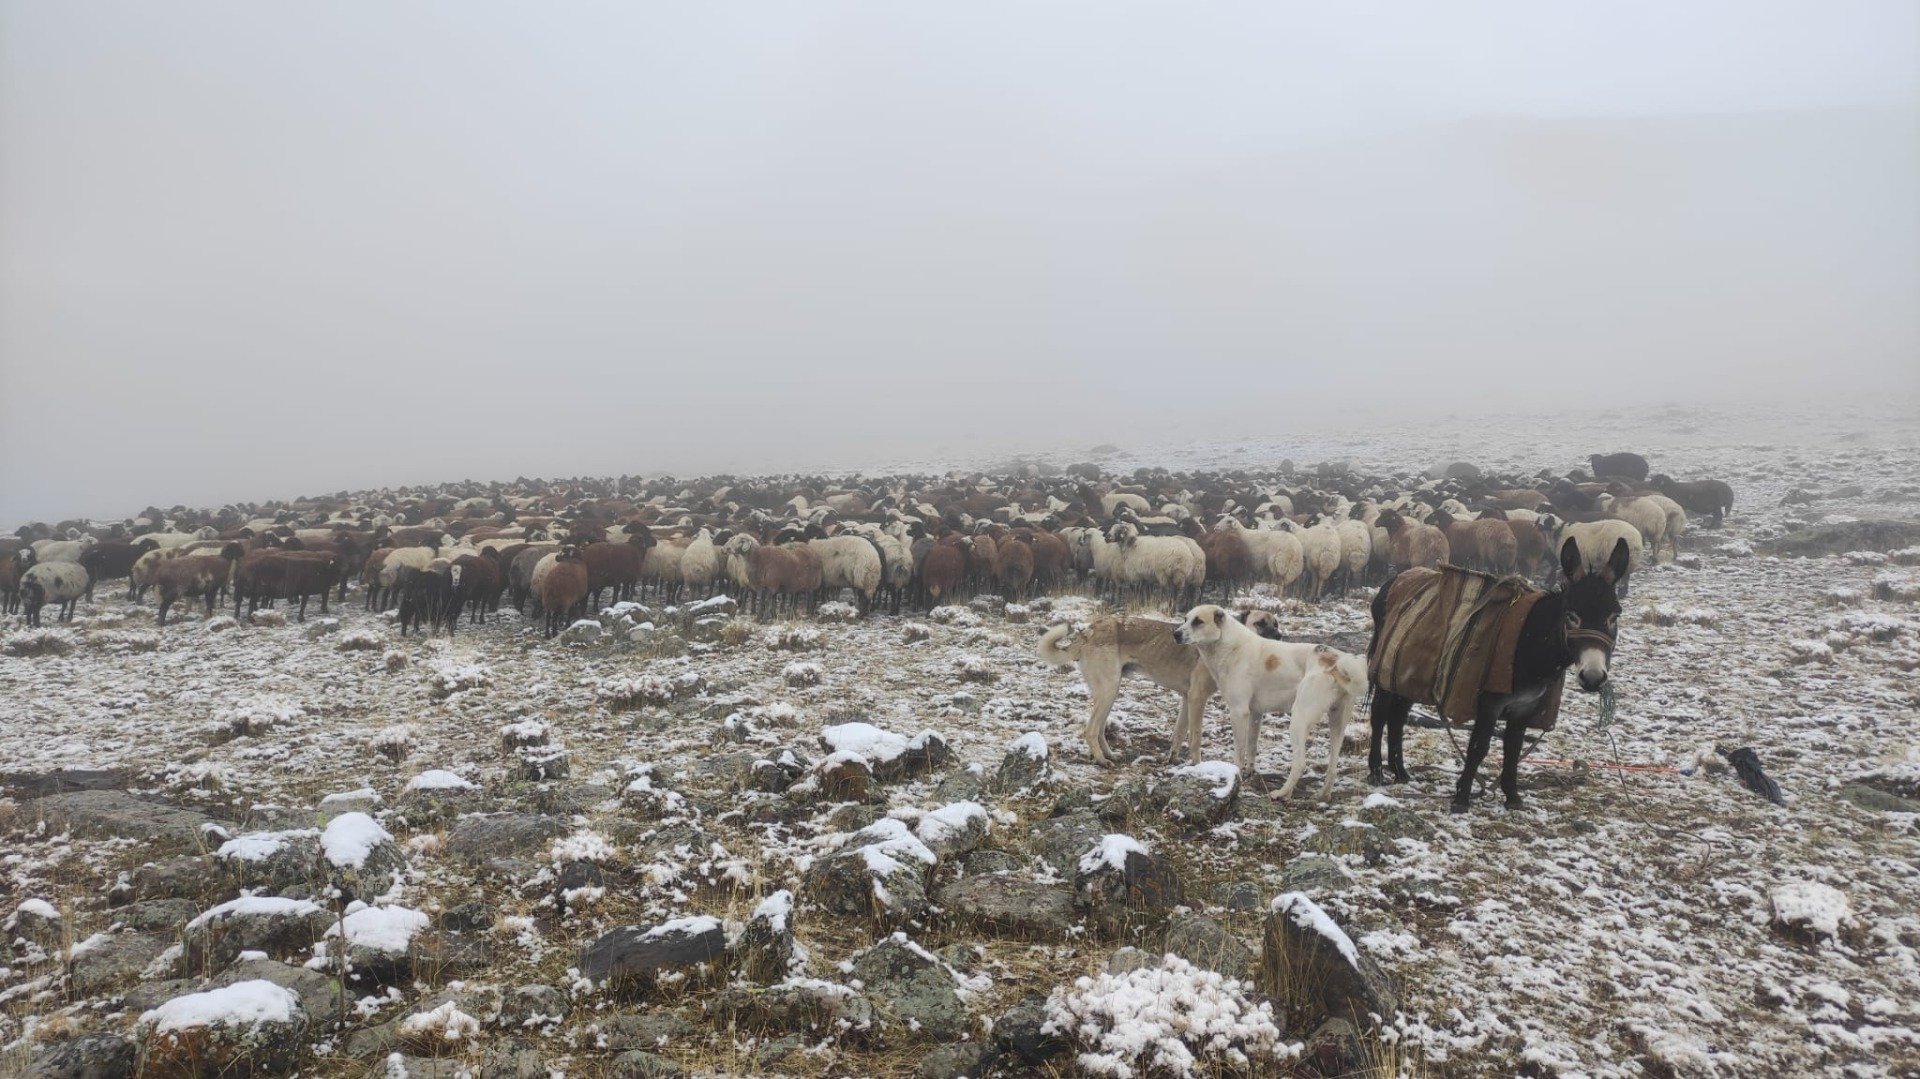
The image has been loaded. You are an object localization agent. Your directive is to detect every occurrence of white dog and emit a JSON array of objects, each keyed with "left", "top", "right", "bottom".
[{"left": 1172, "top": 604, "right": 1369, "bottom": 799}]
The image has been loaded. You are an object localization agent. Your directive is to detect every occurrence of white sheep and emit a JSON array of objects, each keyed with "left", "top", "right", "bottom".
[
  {"left": 1333, "top": 518, "right": 1373, "bottom": 594},
  {"left": 29, "top": 538, "right": 93, "bottom": 564},
  {"left": 1596, "top": 493, "right": 1672, "bottom": 564},
  {"left": 1275, "top": 518, "right": 1342, "bottom": 599},
  {"left": 21, "top": 561, "right": 90, "bottom": 626},
  {"left": 1556, "top": 518, "right": 1644, "bottom": 595},
  {"left": 807, "top": 535, "right": 883, "bottom": 613},
  {"left": 678, "top": 528, "right": 721, "bottom": 598},
  {"left": 1217, "top": 517, "right": 1304, "bottom": 592},
  {"left": 1100, "top": 522, "right": 1202, "bottom": 605}
]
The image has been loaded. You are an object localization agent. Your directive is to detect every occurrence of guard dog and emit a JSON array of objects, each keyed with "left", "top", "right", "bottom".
[
  {"left": 1173, "top": 604, "right": 1369, "bottom": 799},
  {"left": 1036, "top": 609, "right": 1283, "bottom": 765}
]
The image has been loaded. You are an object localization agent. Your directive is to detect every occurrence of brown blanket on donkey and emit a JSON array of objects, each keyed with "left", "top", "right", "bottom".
[{"left": 1368, "top": 565, "right": 1564, "bottom": 731}]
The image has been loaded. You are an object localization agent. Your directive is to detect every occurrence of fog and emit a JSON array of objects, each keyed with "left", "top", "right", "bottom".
[{"left": 2, "top": 1, "right": 1916, "bottom": 523}]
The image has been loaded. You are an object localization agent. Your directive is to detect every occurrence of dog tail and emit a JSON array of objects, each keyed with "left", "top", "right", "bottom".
[
  {"left": 1035, "top": 622, "right": 1078, "bottom": 667},
  {"left": 1314, "top": 644, "right": 1369, "bottom": 697}
]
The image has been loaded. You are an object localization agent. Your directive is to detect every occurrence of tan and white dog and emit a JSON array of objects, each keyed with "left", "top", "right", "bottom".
[
  {"left": 1172, "top": 604, "right": 1369, "bottom": 799},
  {"left": 1036, "top": 610, "right": 1283, "bottom": 765}
]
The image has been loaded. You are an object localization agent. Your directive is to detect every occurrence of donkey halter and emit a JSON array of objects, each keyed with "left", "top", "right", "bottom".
[{"left": 1565, "top": 627, "right": 1616, "bottom": 654}]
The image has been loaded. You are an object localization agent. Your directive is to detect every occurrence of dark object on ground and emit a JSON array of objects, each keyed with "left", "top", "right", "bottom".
[
  {"left": 1719, "top": 745, "right": 1785, "bottom": 806},
  {"left": 1758, "top": 519, "right": 1920, "bottom": 558}
]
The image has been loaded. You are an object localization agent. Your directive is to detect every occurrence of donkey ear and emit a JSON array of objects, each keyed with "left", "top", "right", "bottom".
[
  {"left": 1559, "top": 537, "right": 1585, "bottom": 581},
  {"left": 1605, "top": 537, "right": 1631, "bottom": 581}
]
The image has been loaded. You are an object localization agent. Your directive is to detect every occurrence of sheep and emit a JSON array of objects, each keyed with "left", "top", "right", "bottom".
[
  {"left": 132, "top": 531, "right": 210, "bottom": 552},
  {"left": 679, "top": 528, "right": 721, "bottom": 600},
  {"left": 234, "top": 551, "right": 341, "bottom": 621},
  {"left": 1183, "top": 519, "right": 1252, "bottom": 599},
  {"left": 1596, "top": 493, "right": 1669, "bottom": 564},
  {"left": 373, "top": 546, "right": 438, "bottom": 611},
  {"left": 20, "top": 561, "right": 90, "bottom": 626},
  {"left": 1021, "top": 528, "right": 1072, "bottom": 595},
  {"left": 1101, "top": 522, "right": 1203, "bottom": 607},
  {"left": 1588, "top": 453, "right": 1650, "bottom": 481},
  {"left": 806, "top": 533, "right": 883, "bottom": 614},
  {"left": 966, "top": 533, "right": 1001, "bottom": 595},
  {"left": 1215, "top": 517, "right": 1304, "bottom": 593},
  {"left": 1375, "top": 508, "right": 1450, "bottom": 571},
  {"left": 1649, "top": 474, "right": 1734, "bottom": 528},
  {"left": 919, "top": 541, "right": 967, "bottom": 606},
  {"left": 1553, "top": 517, "right": 1645, "bottom": 596},
  {"left": 536, "top": 546, "right": 591, "bottom": 637},
  {"left": 722, "top": 534, "right": 824, "bottom": 617},
  {"left": 442, "top": 552, "right": 505, "bottom": 632},
  {"left": 1, "top": 549, "right": 33, "bottom": 614},
  {"left": 1427, "top": 509, "right": 1518, "bottom": 576},
  {"left": 1331, "top": 518, "right": 1373, "bottom": 595},
  {"left": 30, "top": 538, "right": 92, "bottom": 565},
  {"left": 153, "top": 546, "right": 242, "bottom": 625},
  {"left": 78, "top": 542, "right": 142, "bottom": 600},
  {"left": 509, "top": 544, "right": 562, "bottom": 612},
  {"left": 581, "top": 527, "right": 657, "bottom": 608},
  {"left": 1274, "top": 518, "right": 1342, "bottom": 599},
  {"left": 640, "top": 534, "right": 690, "bottom": 601}
]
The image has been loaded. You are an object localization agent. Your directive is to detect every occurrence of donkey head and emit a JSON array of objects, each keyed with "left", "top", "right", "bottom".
[{"left": 1558, "top": 536, "right": 1628, "bottom": 691}]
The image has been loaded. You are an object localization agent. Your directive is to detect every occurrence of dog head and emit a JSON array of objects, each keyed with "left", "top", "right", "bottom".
[
  {"left": 1172, "top": 604, "right": 1230, "bottom": 646},
  {"left": 1240, "top": 609, "right": 1283, "bottom": 640}
]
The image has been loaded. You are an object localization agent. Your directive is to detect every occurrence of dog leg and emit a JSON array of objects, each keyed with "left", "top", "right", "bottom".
[
  {"left": 1320, "top": 695, "right": 1351, "bottom": 801},
  {"left": 1084, "top": 684, "right": 1117, "bottom": 766},
  {"left": 1276, "top": 708, "right": 1310, "bottom": 799}
]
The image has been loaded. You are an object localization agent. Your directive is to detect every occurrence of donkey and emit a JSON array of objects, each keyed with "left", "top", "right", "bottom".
[{"left": 1367, "top": 535, "right": 1629, "bottom": 813}]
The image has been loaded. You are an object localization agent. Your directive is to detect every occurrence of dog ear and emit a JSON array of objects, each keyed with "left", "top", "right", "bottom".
[{"left": 1212, "top": 608, "right": 1225, "bottom": 625}]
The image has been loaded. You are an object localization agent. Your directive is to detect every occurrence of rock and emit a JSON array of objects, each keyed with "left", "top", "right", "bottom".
[
  {"left": 215, "top": 829, "right": 323, "bottom": 896},
  {"left": 1261, "top": 892, "right": 1397, "bottom": 1027},
  {"left": 747, "top": 748, "right": 810, "bottom": 794},
  {"left": 381, "top": 1058, "right": 469, "bottom": 1079},
  {"left": 1075, "top": 835, "right": 1184, "bottom": 937},
  {"left": 1154, "top": 763, "right": 1240, "bottom": 826},
  {"left": 499, "top": 984, "right": 571, "bottom": 1029},
  {"left": 211, "top": 958, "right": 342, "bottom": 1023},
  {"left": 737, "top": 891, "right": 797, "bottom": 985},
  {"left": 804, "top": 819, "right": 936, "bottom": 927},
  {"left": 610, "top": 1051, "right": 686, "bottom": 1078},
  {"left": 1211, "top": 880, "right": 1264, "bottom": 912},
  {"left": 813, "top": 755, "right": 875, "bottom": 802},
  {"left": 479, "top": 1043, "right": 550, "bottom": 1079},
  {"left": 318, "top": 812, "right": 408, "bottom": 902},
  {"left": 711, "top": 983, "right": 873, "bottom": 1039},
  {"left": 68, "top": 932, "right": 168, "bottom": 997},
  {"left": 598, "top": 1011, "right": 700, "bottom": 1050},
  {"left": 935, "top": 875, "right": 1076, "bottom": 939},
  {"left": 919, "top": 1042, "right": 995, "bottom": 1079},
  {"left": 755, "top": 1035, "right": 806, "bottom": 1070},
  {"left": 301, "top": 618, "right": 340, "bottom": 639},
  {"left": 1836, "top": 783, "right": 1920, "bottom": 815},
  {"left": 1758, "top": 519, "right": 1920, "bottom": 558},
  {"left": 446, "top": 813, "right": 568, "bottom": 862},
  {"left": 1770, "top": 880, "right": 1852, "bottom": 941},
  {"left": 993, "top": 997, "right": 1067, "bottom": 1065},
  {"left": 961, "top": 850, "right": 1021, "bottom": 876},
  {"left": 1307, "top": 822, "right": 1396, "bottom": 865},
  {"left": 579, "top": 917, "right": 728, "bottom": 997},
  {"left": 21, "top": 1033, "right": 137, "bottom": 1079},
  {"left": 182, "top": 896, "right": 333, "bottom": 973},
  {"left": 825, "top": 804, "right": 886, "bottom": 833},
  {"left": 130, "top": 857, "right": 222, "bottom": 903},
  {"left": 1162, "top": 913, "right": 1256, "bottom": 978},
  {"left": 408, "top": 928, "right": 495, "bottom": 980},
  {"left": 1026, "top": 811, "right": 1104, "bottom": 879},
  {"left": 1, "top": 768, "right": 128, "bottom": 799},
  {"left": 7, "top": 899, "right": 63, "bottom": 949},
  {"left": 850, "top": 934, "right": 971, "bottom": 1041},
  {"left": 136, "top": 980, "right": 309, "bottom": 1077},
  {"left": 1356, "top": 797, "right": 1435, "bottom": 841},
  {"left": 118, "top": 899, "right": 201, "bottom": 935},
  {"left": 1281, "top": 855, "right": 1356, "bottom": 896},
  {"left": 816, "top": 723, "right": 950, "bottom": 782},
  {"left": 1105, "top": 947, "right": 1157, "bottom": 974},
  {"left": 1096, "top": 776, "right": 1160, "bottom": 823},
  {"left": 915, "top": 801, "right": 990, "bottom": 860},
  {"left": 515, "top": 745, "right": 572, "bottom": 782},
  {"left": 439, "top": 903, "right": 495, "bottom": 933},
  {"left": 1300, "top": 1016, "right": 1366, "bottom": 1078},
  {"left": 933, "top": 767, "right": 987, "bottom": 805},
  {"left": 35, "top": 791, "right": 223, "bottom": 853},
  {"left": 559, "top": 619, "right": 605, "bottom": 645},
  {"left": 991, "top": 733, "right": 1051, "bottom": 794}
]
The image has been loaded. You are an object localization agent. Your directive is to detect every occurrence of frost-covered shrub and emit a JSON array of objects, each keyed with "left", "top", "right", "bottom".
[
  {"left": 371, "top": 724, "right": 418, "bottom": 763},
  {"left": 1640, "top": 604, "right": 1718, "bottom": 628},
  {"left": 1821, "top": 587, "right": 1865, "bottom": 608},
  {"left": 427, "top": 662, "right": 492, "bottom": 698},
  {"left": 1044, "top": 954, "right": 1294, "bottom": 1077},
  {"left": 1788, "top": 639, "right": 1834, "bottom": 665},
  {"left": 597, "top": 674, "right": 676, "bottom": 711},
  {"left": 500, "top": 719, "right": 552, "bottom": 749},
  {"left": 717, "top": 620, "right": 758, "bottom": 648},
  {"left": 250, "top": 610, "right": 288, "bottom": 628},
  {"left": 927, "top": 606, "right": 980, "bottom": 627},
  {"left": 203, "top": 615, "right": 240, "bottom": 633},
  {"left": 215, "top": 695, "right": 305, "bottom": 737},
  {"left": 1873, "top": 573, "right": 1920, "bottom": 603},
  {"left": 336, "top": 628, "right": 385, "bottom": 652},
  {"left": 383, "top": 649, "right": 408, "bottom": 673},
  {"left": 92, "top": 630, "right": 160, "bottom": 653},
  {"left": 1003, "top": 603, "right": 1032, "bottom": 624},
  {"left": 4, "top": 629, "right": 76, "bottom": 657},
  {"left": 782, "top": 662, "right": 823, "bottom": 688},
  {"left": 901, "top": 622, "right": 932, "bottom": 643},
  {"left": 1771, "top": 880, "right": 1852, "bottom": 940},
  {"left": 765, "top": 624, "right": 824, "bottom": 652},
  {"left": 953, "top": 654, "right": 998, "bottom": 683},
  {"left": 1843, "top": 550, "right": 1889, "bottom": 566},
  {"left": 1891, "top": 546, "right": 1920, "bottom": 567},
  {"left": 815, "top": 601, "right": 859, "bottom": 624}
]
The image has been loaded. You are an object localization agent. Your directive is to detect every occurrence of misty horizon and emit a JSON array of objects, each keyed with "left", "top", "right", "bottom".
[{"left": 3, "top": 2, "right": 1916, "bottom": 524}]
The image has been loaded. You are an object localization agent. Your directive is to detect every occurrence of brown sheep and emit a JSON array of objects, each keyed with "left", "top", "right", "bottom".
[
  {"left": 995, "top": 535, "right": 1034, "bottom": 600},
  {"left": 153, "top": 546, "right": 242, "bottom": 625},
  {"left": 1021, "top": 528, "right": 1073, "bottom": 594},
  {"left": 538, "top": 545, "right": 591, "bottom": 637},
  {"left": 234, "top": 551, "right": 341, "bottom": 622},
  {"left": 580, "top": 526, "right": 657, "bottom": 608},
  {"left": 0, "top": 550, "right": 27, "bottom": 614},
  {"left": 1183, "top": 519, "right": 1252, "bottom": 598},
  {"left": 1429, "top": 510, "right": 1518, "bottom": 576},
  {"left": 920, "top": 542, "right": 967, "bottom": 606},
  {"left": 1507, "top": 517, "right": 1552, "bottom": 579},
  {"left": 1376, "top": 509, "right": 1450, "bottom": 571}
]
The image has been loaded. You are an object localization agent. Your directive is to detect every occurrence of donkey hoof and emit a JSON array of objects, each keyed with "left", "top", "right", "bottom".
[
  {"left": 1504, "top": 795, "right": 1524, "bottom": 810},
  {"left": 1448, "top": 796, "right": 1470, "bottom": 814},
  {"left": 1367, "top": 769, "right": 1389, "bottom": 787},
  {"left": 1392, "top": 768, "right": 1411, "bottom": 784}
]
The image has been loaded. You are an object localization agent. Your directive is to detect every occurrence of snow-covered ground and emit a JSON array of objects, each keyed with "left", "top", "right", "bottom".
[{"left": 2, "top": 404, "right": 1917, "bottom": 1077}]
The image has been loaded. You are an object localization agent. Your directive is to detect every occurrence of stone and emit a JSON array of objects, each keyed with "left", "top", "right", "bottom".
[
  {"left": 814, "top": 756, "right": 874, "bottom": 802},
  {"left": 182, "top": 898, "right": 333, "bottom": 973},
  {"left": 22, "top": 1033, "right": 137, "bottom": 1079},
  {"left": 610, "top": 1051, "right": 686, "bottom": 1078},
  {"left": 1306, "top": 822, "right": 1396, "bottom": 865},
  {"left": 446, "top": 813, "right": 568, "bottom": 862},
  {"left": 68, "top": 932, "right": 168, "bottom": 997},
  {"left": 1026, "top": 811, "right": 1104, "bottom": 879},
  {"left": 1162, "top": 913, "right": 1257, "bottom": 979},
  {"left": 579, "top": 918, "right": 728, "bottom": 997},
  {"left": 498, "top": 984, "right": 570, "bottom": 1029},
  {"left": 1076, "top": 842, "right": 1184, "bottom": 937},
  {"left": 599, "top": 1011, "right": 700, "bottom": 1050},
  {"left": 1758, "top": 519, "right": 1920, "bottom": 558},
  {"left": 756, "top": 1035, "right": 806, "bottom": 1070},
  {"left": 479, "top": 1043, "right": 549, "bottom": 1079},
  {"left": 1211, "top": 880, "right": 1264, "bottom": 912},
  {"left": 1281, "top": 855, "right": 1355, "bottom": 896},
  {"left": 212, "top": 958, "right": 344, "bottom": 1025},
  {"left": 129, "top": 857, "right": 222, "bottom": 903},
  {"left": 1154, "top": 766, "right": 1240, "bottom": 826},
  {"left": 960, "top": 850, "right": 1020, "bottom": 876},
  {"left": 991, "top": 735, "right": 1051, "bottom": 794},
  {"left": 737, "top": 891, "right": 797, "bottom": 985},
  {"left": 1356, "top": 799, "right": 1435, "bottom": 841},
  {"left": 932, "top": 767, "right": 987, "bottom": 805},
  {"left": 1300, "top": 1017, "right": 1366, "bottom": 1078},
  {"left": 117, "top": 899, "right": 201, "bottom": 935},
  {"left": 1836, "top": 783, "right": 1920, "bottom": 815},
  {"left": 1105, "top": 947, "right": 1157, "bottom": 974},
  {"left": 915, "top": 802, "right": 989, "bottom": 860},
  {"left": 136, "top": 981, "right": 309, "bottom": 1077},
  {"left": 918, "top": 1042, "right": 995, "bottom": 1079},
  {"left": 215, "top": 830, "right": 323, "bottom": 896},
  {"left": 34, "top": 791, "right": 223, "bottom": 853},
  {"left": 935, "top": 875, "right": 1076, "bottom": 939},
  {"left": 850, "top": 935, "right": 971, "bottom": 1041},
  {"left": 1261, "top": 892, "right": 1398, "bottom": 1026},
  {"left": 993, "top": 997, "right": 1067, "bottom": 1065}
]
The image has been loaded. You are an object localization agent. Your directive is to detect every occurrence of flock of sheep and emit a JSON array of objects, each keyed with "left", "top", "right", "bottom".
[{"left": 0, "top": 453, "right": 1734, "bottom": 633}]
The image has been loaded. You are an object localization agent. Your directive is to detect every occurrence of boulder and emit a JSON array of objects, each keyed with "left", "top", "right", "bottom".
[
  {"left": 1261, "top": 892, "right": 1397, "bottom": 1026},
  {"left": 22, "top": 1033, "right": 138, "bottom": 1079},
  {"left": 579, "top": 917, "right": 728, "bottom": 997},
  {"left": 446, "top": 813, "right": 568, "bottom": 863},
  {"left": 68, "top": 932, "right": 169, "bottom": 997},
  {"left": 1281, "top": 855, "right": 1356, "bottom": 896},
  {"left": 991, "top": 733, "right": 1051, "bottom": 794},
  {"left": 1161, "top": 913, "right": 1256, "bottom": 978},
  {"left": 1075, "top": 834, "right": 1184, "bottom": 937},
  {"left": 1026, "top": 811, "right": 1105, "bottom": 879},
  {"left": 182, "top": 896, "right": 332, "bottom": 973},
  {"left": 992, "top": 997, "right": 1068, "bottom": 1065},
  {"left": 935, "top": 876, "right": 1076, "bottom": 939},
  {"left": 1758, "top": 519, "right": 1920, "bottom": 558},
  {"left": 136, "top": 980, "right": 308, "bottom": 1077},
  {"left": 850, "top": 934, "right": 971, "bottom": 1041},
  {"left": 35, "top": 791, "right": 222, "bottom": 853},
  {"left": 737, "top": 891, "right": 797, "bottom": 985}
]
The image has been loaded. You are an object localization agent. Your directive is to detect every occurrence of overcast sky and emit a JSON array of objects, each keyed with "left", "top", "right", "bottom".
[{"left": 2, "top": 1, "right": 1916, "bottom": 522}]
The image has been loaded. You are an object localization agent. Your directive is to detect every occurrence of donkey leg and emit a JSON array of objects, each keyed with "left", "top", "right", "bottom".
[
  {"left": 1498, "top": 716, "right": 1529, "bottom": 809},
  {"left": 1368, "top": 692, "right": 1408, "bottom": 785},
  {"left": 1452, "top": 704, "right": 1499, "bottom": 813},
  {"left": 1388, "top": 705, "right": 1411, "bottom": 784}
]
